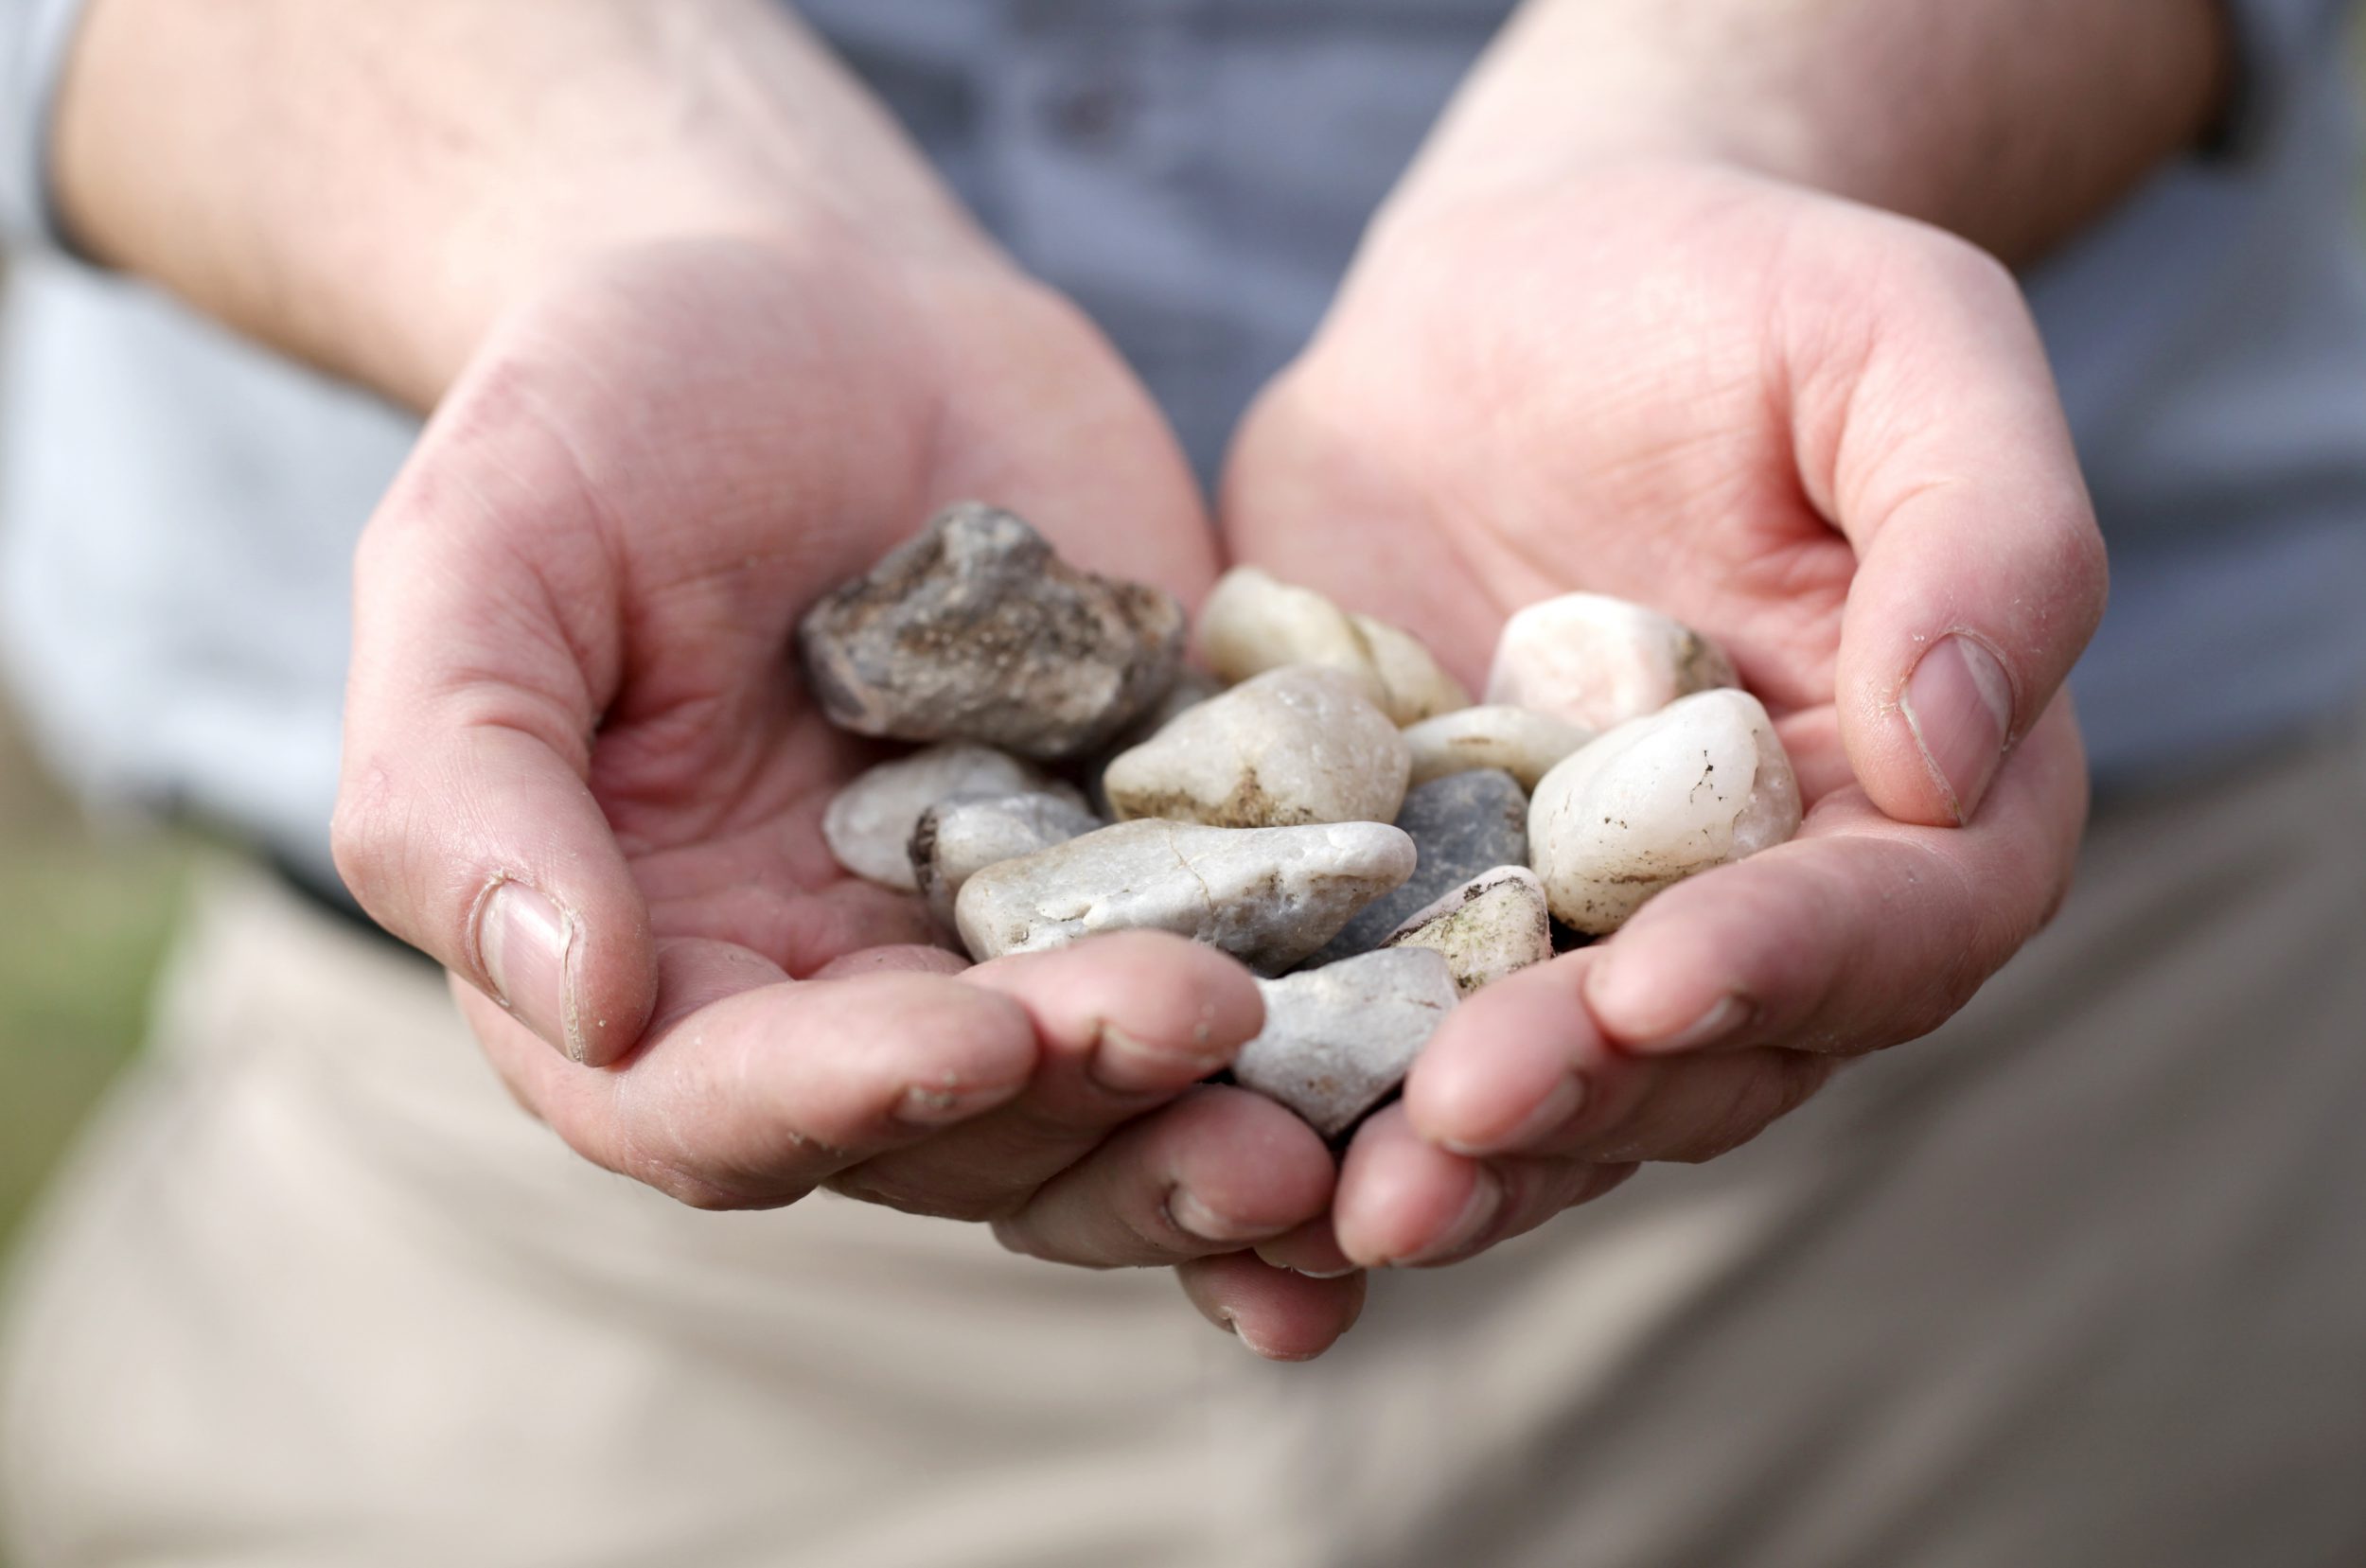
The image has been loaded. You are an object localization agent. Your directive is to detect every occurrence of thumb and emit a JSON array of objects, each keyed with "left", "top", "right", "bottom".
[
  {"left": 332, "top": 388, "right": 657, "bottom": 1067},
  {"left": 1804, "top": 229, "right": 2108, "bottom": 826}
]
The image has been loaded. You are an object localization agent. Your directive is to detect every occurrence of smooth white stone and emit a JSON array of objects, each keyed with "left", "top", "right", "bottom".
[
  {"left": 953, "top": 819, "right": 1417, "bottom": 976},
  {"left": 1197, "top": 566, "right": 1469, "bottom": 724},
  {"left": 823, "top": 745, "right": 1084, "bottom": 891},
  {"left": 1486, "top": 592, "right": 1737, "bottom": 732},
  {"left": 1386, "top": 866, "right": 1554, "bottom": 995},
  {"left": 1233, "top": 947, "right": 1461, "bottom": 1137},
  {"left": 1101, "top": 665, "right": 1410, "bottom": 829},
  {"left": 910, "top": 792, "right": 1104, "bottom": 927},
  {"left": 1404, "top": 705, "right": 1595, "bottom": 791},
  {"left": 1527, "top": 689, "right": 1802, "bottom": 935}
]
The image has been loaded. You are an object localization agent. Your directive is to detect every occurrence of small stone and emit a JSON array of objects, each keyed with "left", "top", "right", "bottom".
[
  {"left": 909, "top": 792, "right": 1104, "bottom": 927},
  {"left": 1527, "top": 689, "right": 1802, "bottom": 935},
  {"left": 1307, "top": 768, "right": 1530, "bottom": 965},
  {"left": 799, "top": 502, "right": 1186, "bottom": 760},
  {"left": 1385, "top": 866, "right": 1553, "bottom": 995},
  {"left": 1086, "top": 668, "right": 1224, "bottom": 819},
  {"left": 953, "top": 819, "right": 1417, "bottom": 976},
  {"left": 1233, "top": 948, "right": 1460, "bottom": 1137},
  {"left": 1101, "top": 665, "right": 1410, "bottom": 829},
  {"left": 1404, "top": 705, "right": 1595, "bottom": 791},
  {"left": 1486, "top": 592, "right": 1737, "bottom": 732},
  {"left": 823, "top": 745, "right": 1085, "bottom": 890},
  {"left": 1197, "top": 566, "right": 1470, "bottom": 724}
]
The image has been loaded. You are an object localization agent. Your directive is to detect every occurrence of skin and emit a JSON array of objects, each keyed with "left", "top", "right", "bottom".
[
  {"left": 44, "top": 0, "right": 2230, "bottom": 1361},
  {"left": 1193, "top": 0, "right": 2228, "bottom": 1350}
]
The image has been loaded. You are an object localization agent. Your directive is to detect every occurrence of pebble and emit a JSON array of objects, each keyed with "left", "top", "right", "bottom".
[
  {"left": 823, "top": 745, "right": 1085, "bottom": 891},
  {"left": 1086, "top": 668, "right": 1223, "bottom": 819},
  {"left": 1404, "top": 705, "right": 1594, "bottom": 791},
  {"left": 953, "top": 819, "right": 1417, "bottom": 976},
  {"left": 1197, "top": 567, "right": 1469, "bottom": 724},
  {"left": 1527, "top": 689, "right": 1802, "bottom": 934},
  {"left": 1101, "top": 665, "right": 1410, "bottom": 830},
  {"left": 1486, "top": 591, "right": 1737, "bottom": 732},
  {"left": 1233, "top": 948, "right": 1461, "bottom": 1137},
  {"left": 909, "top": 792, "right": 1104, "bottom": 928},
  {"left": 1385, "top": 866, "right": 1554, "bottom": 995},
  {"left": 799, "top": 502, "right": 1187, "bottom": 761},
  {"left": 1306, "top": 768, "right": 1530, "bottom": 965}
]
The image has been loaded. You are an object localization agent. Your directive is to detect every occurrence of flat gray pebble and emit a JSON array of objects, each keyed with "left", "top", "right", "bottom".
[{"left": 1305, "top": 768, "right": 1529, "bottom": 965}]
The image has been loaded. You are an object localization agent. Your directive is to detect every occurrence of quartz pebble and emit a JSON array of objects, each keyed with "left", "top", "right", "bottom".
[
  {"left": 1197, "top": 567, "right": 1470, "bottom": 724},
  {"left": 1385, "top": 866, "right": 1554, "bottom": 996},
  {"left": 1404, "top": 705, "right": 1594, "bottom": 792},
  {"left": 799, "top": 503, "right": 1186, "bottom": 761},
  {"left": 1486, "top": 592, "right": 1737, "bottom": 732},
  {"left": 1086, "top": 668, "right": 1223, "bottom": 818},
  {"left": 955, "top": 819, "right": 1416, "bottom": 975},
  {"left": 1233, "top": 947, "right": 1461, "bottom": 1137},
  {"left": 823, "top": 746, "right": 1085, "bottom": 891},
  {"left": 1527, "top": 689, "right": 1802, "bottom": 935},
  {"left": 1307, "top": 768, "right": 1530, "bottom": 966},
  {"left": 909, "top": 792, "right": 1103, "bottom": 928},
  {"left": 1101, "top": 665, "right": 1410, "bottom": 829}
]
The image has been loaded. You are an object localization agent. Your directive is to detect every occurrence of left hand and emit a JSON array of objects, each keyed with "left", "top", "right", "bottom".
[{"left": 1188, "top": 159, "right": 2103, "bottom": 1336}]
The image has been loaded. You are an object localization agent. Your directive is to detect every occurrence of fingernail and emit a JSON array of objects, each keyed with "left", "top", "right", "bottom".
[
  {"left": 1901, "top": 635, "right": 2014, "bottom": 823},
  {"left": 1442, "top": 1073, "right": 1585, "bottom": 1157},
  {"left": 1397, "top": 1171, "right": 1502, "bottom": 1267},
  {"left": 1255, "top": 1225, "right": 1359, "bottom": 1278},
  {"left": 1642, "top": 995, "right": 1752, "bottom": 1056},
  {"left": 1169, "top": 1189, "right": 1265, "bottom": 1245},
  {"left": 895, "top": 1079, "right": 1023, "bottom": 1128},
  {"left": 1090, "top": 1024, "right": 1228, "bottom": 1097},
  {"left": 480, "top": 882, "right": 581, "bottom": 1061}
]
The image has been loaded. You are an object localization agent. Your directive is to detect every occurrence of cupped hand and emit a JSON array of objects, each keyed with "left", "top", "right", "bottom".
[
  {"left": 330, "top": 237, "right": 1337, "bottom": 1306},
  {"left": 1205, "top": 160, "right": 2103, "bottom": 1304}
]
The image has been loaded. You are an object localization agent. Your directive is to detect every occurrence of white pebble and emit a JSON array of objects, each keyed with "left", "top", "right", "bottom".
[
  {"left": 823, "top": 745, "right": 1083, "bottom": 890},
  {"left": 1386, "top": 866, "right": 1554, "bottom": 995},
  {"left": 1404, "top": 705, "right": 1595, "bottom": 791},
  {"left": 954, "top": 819, "right": 1417, "bottom": 976},
  {"left": 1101, "top": 665, "right": 1410, "bottom": 829},
  {"left": 1527, "top": 689, "right": 1801, "bottom": 934},
  {"left": 1486, "top": 592, "right": 1736, "bottom": 731},
  {"left": 1197, "top": 566, "right": 1469, "bottom": 724}
]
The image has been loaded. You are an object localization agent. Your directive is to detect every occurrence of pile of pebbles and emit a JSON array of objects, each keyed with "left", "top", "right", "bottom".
[{"left": 803, "top": 503, "right": 1801, "bottom": 1138}]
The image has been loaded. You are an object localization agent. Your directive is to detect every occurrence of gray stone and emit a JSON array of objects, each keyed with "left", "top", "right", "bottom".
[
  {"left": 1527, "top": 689, "right": 1803, "bottom": 934},
  {"left": 953, "top": 819, "right": 1416, "bottom": 976},
  {"left": 1386, "top": 866, "right": 1554, "bottom": 995},
  {"left": 823, "top": 745, "right": 1085, "bottom": 890},
  {"left": 1101, "top": 665, "right": 1409, "bottom": 829},
  {"left": 909, "top": 791, "right": 1104, "bottom": 928},
  {"left": 1233, "top": 948, "right": 1461, "bottom": 1137},
  {"left": 799, "top": 502, "right": 1186, "bottom": 761},
  {"left": 1306, "top": 768, "right": 1529, "bottom": 965}
]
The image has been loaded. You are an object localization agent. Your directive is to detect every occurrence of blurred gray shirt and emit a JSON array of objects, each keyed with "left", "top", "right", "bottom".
[{"left": 2, "top": 0, "right": 2363, "bottom": 888}]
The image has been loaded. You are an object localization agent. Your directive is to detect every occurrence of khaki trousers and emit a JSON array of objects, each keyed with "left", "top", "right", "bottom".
[{"left": 6, "top": 721, "right": 2365, "bottom": 1567}]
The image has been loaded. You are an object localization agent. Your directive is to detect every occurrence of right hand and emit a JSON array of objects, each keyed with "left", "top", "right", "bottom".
[{"left": 330, "top": 236, "right": 1354, "bottom": 1355}]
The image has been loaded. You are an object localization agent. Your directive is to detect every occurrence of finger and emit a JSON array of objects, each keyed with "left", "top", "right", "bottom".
[
  {"left": 1176, "top": 1252, "right": 1368, "bottom": 1362},
  {"left": 335, "top": 388, "right": 654, "bottom": 1066},
  {"left": 987, "top": 1087, "right": 1335, "bottom": 1267},
  {"left": 466, "top": 941, "right": 1039, "bottom": 1208},
  {"left": 1254, "top": 1217, "right": 1360, "bottom": 1280},
  {"left": 827, "top": 934, "right": 1263, "bottom": 1219},
  {"left": 1582, "top": 696, "right": 2088, "bottom": 1060},
  {"left": 1789, "top": 222, "right": 2108, "bottom": 826},
  {"left": 1333, "top": 1106, "right": 1635, "bottom": 1270}
]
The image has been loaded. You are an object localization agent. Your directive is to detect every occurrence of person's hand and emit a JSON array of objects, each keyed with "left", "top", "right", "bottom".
[
  {"left": 1199, "top": 159, "right": 2101, "bottom": 1322},
  {"left": 329, "top": 236, "right": 1354, "bottom": 1346}
]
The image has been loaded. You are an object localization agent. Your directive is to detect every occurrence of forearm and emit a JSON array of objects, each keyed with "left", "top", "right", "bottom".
[
  {"left": 1394, "top": 0, "right": 2233, "bottom": 263},
  {"left": 49, "top": 0, "right": 982, "bottom": 407}
]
